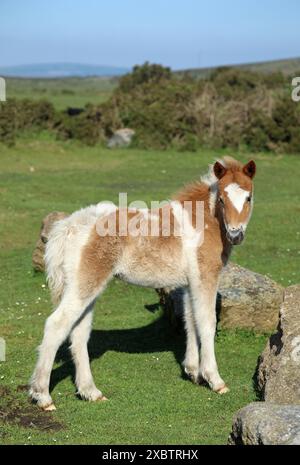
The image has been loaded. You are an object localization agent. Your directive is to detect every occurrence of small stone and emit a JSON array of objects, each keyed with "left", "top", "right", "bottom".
[{"left": 107, "top": 128, "right": 135, "bottom": 149}]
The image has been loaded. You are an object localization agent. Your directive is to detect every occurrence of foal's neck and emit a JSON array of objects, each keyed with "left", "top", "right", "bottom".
[
  {"left": 174, "top": 181, "right": 232, "bottom": 265},
  {"left": 214, "top": 196, "right": 233, "bottom": 266}
]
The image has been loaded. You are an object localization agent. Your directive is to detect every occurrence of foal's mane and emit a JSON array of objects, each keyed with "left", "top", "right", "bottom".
[{"left": 173, "top": 156, "right": 243, "bottom": 206}]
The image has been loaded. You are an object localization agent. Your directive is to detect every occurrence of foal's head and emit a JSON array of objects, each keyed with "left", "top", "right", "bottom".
[{"left": 213, "top": 158, "right": 256, "bottom": 245}]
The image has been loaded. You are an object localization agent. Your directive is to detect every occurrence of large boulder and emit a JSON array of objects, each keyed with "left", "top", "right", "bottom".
[
  {"left": 257, "top": 285, "right": 300, "bottom": 404},
  {"left": 32, "top": 211, "right": 68, "bottom": 272},
  {"left": 217, "top": 263, "right": 283, "bottom": 332},
  {"left": 107, "top": 128, "right": 135, "bottom": 148},
  {"left": 229, "top": 402, "right": 300, "bottom": 445},
  {"left": 157, "top": 263, "right": 283, "bottom": 332}
]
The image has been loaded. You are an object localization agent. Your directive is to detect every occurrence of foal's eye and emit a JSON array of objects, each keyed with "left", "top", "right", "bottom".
[{"left": 246, "top": 195, "right": 252, "bottom": 202}]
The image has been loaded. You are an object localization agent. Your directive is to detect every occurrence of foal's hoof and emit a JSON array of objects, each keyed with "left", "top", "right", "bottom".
[
  {"left": 215, "top": 385, "right": 229, "bottom": 395},
  {"left": 42, "top": 403, "right": 57, "bottom": 411},
  {"left": 96, "top": 394, "right": 108, "bottom": 401},
  {"left": 184, "top": 367, "right": 200, "bottom": 384}
]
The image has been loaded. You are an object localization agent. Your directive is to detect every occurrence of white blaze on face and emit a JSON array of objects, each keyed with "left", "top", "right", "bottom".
[{"left": 224, "top": 183, "right": 250, "bottom": 214}]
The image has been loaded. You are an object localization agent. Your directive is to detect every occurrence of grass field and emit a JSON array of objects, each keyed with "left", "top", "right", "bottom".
[
  {"left": 6, "top": 77, "right": 116, "bottom": 110},
  {"left": 0, "top": 134, "right": 299, "bottom": 444}
]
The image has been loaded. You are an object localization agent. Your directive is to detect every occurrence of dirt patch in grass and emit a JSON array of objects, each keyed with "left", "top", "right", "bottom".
[{"left": 0, "top": 386, "right": 64, "bottom": 432}]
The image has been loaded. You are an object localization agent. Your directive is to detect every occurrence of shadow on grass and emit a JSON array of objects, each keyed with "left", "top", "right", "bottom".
[{"left": 50, "top": 304, "right": 187, "bottom": 395}]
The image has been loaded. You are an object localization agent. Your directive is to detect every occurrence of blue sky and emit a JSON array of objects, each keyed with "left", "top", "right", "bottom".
[{"left": 1, "top": 0, "right": 299, "bottom": 69}]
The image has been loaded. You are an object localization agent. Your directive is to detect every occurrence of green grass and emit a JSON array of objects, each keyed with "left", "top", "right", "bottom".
[
  {"left": 0, "top": 135, "right": 299, "bottom": 444},
  {"left": 5, "top": 77, "right": 116, "bottom": 110}
]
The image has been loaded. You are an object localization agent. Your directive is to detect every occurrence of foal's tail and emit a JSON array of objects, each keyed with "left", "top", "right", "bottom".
[{"left": 45, "top": 218, "right": 69, "bottom": 306}]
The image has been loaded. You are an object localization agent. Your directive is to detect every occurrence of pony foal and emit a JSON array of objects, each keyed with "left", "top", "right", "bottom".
[{"left": 30, "top": 156, "right": 256, "bottom": 410}]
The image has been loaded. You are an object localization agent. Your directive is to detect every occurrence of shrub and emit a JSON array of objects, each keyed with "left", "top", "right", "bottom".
[
  {"left": 244, "top": 109, "right": 272, "bottom": 150},
  {"left": 55, "top": 104, "right": 104, "bottom": 145},
  {"left": 0, "top": 64, "right": 299, "bottom": 153},
  {"left": 119, "top": 62, "right": 172, "bottom": 92},
  {"left": 210, "top": 67, "right": 262, "bottom": 100},
  {"left": 0, "top": 100, "right": 17, "bottom": 146},
  {"left": 17, "top": 99, "right": 55, "bottom": 130}
]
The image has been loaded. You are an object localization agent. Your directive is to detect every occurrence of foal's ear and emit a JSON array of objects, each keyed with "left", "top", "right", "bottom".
[
  {"left": 213, "top": 161, "right": 227, "bottom": 180},
  {"left": 243, "top": 160, "right": 256, "bottom": 179}
]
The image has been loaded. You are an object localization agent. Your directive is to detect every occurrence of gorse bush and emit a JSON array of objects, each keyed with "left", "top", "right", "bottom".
[
  {"left": 242, "top": 97, "right": 300, "bottom": 152},
  {"left": 108, "top": 64, "right": 300, "bottom": 152},
  {"left": 118, "top": 62, "right": 172, "bottom": 92},
  {"left": 0, "top": 101, "right": 17, "bottom": 146},
  {"left": 210, "top": 67, "right": 261, "bottom": 100},
  {"left": 114, "top": 78, "right": 198, "bottom": 149},
  {"left": 1, "top": 62, "right": 299, "bottom": 153},
  {"left": 55, "top": 104, "right": 104, "bottom": 145},
  {"left": 0, "top": 98, "right": 55, "bottom": 145}
]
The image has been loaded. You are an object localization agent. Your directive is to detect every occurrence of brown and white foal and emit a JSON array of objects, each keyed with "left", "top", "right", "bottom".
[{"left": 30, "top": 156, "right": 256, "bottom": 410}]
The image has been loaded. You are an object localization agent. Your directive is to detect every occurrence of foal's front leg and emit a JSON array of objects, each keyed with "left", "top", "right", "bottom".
[
  {"left": 182, "top": 290, "right": 199, "bottom": 383},
  {"left": 188, "top": 276, "right": 229, "bottom": 394}
]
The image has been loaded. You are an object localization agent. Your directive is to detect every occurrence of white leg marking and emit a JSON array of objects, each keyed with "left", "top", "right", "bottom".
[
  {"left": 70, "top": 304, "right": 106, "bottom": 401},
  {"left": 183, "top": 290, "right": 200, "bottom": 383},
  {"left": 30, "top": 291, "right": 93, "bottom": 409},
  {"left": 188, "top": 275, "right": 227, "bottom": 393}
]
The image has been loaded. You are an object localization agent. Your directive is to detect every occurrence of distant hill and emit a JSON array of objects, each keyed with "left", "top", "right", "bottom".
[
  {"left": 0, "top": 63, "right": 130, "bottom": 78},
  {"left": 1, "top": 57, "right": 300, "bottom": 80},
  {"left": 176, "top": 57, "right": 300, "bottom": 79}
]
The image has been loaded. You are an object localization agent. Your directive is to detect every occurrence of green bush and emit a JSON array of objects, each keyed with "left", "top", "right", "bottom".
[
  {"left": 18, "top": 99, "right": 55, "bottom": 130},
  {"left": 0, "top": 100, "right": 17, "bottom": 146},
  {"left": 244, "top": 109, "right": 272, "bottom": 150},
  {"left": 210, "top": 67, "right": 261, "bottom": 100},
  {"left": 0, "top": 64, "right": 299, "bottom": 153},
  {"left": 271, "top": 97, "right": 299, "bottom": 142},
  {"left": 55, "top": 104, "right": 104, "bottom": 145},
  {"left": 119, "top": 78, "right": 198, "bottom": 149},
  {"left": 119, "top": 62, "right": 172, "bottom": 92},
  {"left": 243, "top": 96, "right": 300, "bottom": 152},
  {"left": 0, "top": 98, "right": 56, "bottom": 146}
]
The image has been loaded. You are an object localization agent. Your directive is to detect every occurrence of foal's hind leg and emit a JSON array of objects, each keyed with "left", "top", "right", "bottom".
[
  {"left": 70, "top": 303, "right": 107, "bottom": 402},
  {"left": 30, "top": 291, "right": 94, "bottom": 410}
]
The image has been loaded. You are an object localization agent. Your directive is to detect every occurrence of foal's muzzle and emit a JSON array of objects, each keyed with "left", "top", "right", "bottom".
[{"left": 226, "top": 227, "right": 244, "bottom": 245}]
